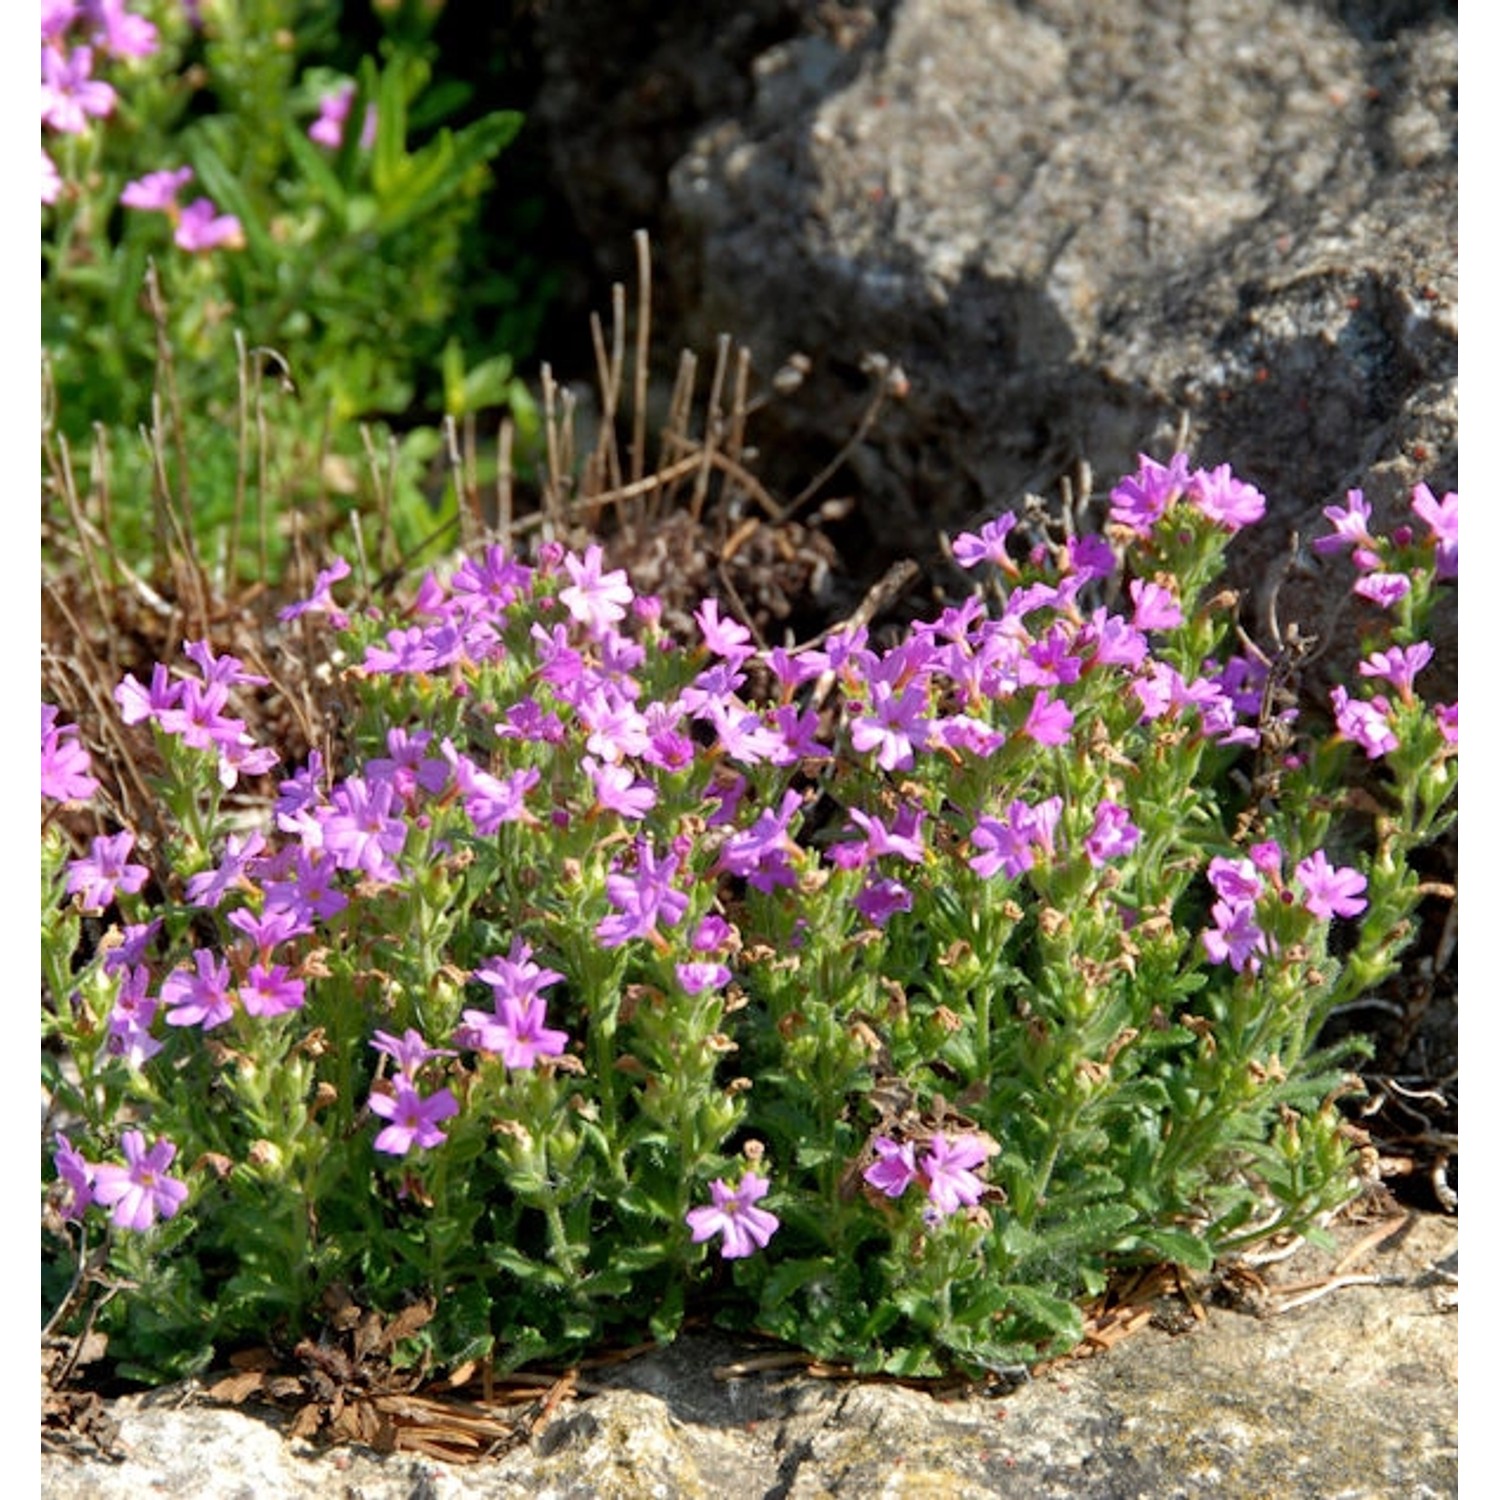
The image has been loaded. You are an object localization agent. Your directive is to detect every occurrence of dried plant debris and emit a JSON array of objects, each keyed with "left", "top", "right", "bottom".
[{"left": 198, "top": 1286, "right": 579, "bottom": 1464}]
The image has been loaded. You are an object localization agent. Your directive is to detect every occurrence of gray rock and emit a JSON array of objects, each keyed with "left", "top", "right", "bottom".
[
  {"left": 664, "top": 0, "right": 1456, "bottom": 577},
  {"left": 43, "top": 1210, "right": 1456, "bottom": 1499}
]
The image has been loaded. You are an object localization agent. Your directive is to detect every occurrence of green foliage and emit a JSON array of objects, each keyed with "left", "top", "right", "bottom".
[{"left": 42, "top": 0, "right": 538, "bottom": 583}]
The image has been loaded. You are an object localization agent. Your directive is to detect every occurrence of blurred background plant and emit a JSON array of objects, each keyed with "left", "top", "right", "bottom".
[{"left": 42, "top": 0, "right": 549, "bottom": 582}]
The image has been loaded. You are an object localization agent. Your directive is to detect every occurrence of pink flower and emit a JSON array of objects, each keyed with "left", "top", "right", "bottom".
[
  {"left": 686, "top": 1171, "right": 780, "bottom": 1259},
  {"left": 161, "top": 949, "right": 235, "bottom": 1031},
  {"left": 41, "top": 45, "right": 116, "bottom": 134},
  {"left": 1411, "top": 483, "right": 1456, "bottom": 580},
  {"left": 41, "top": 703, "right": 98, "bottom": 802},
  {"left": 42, "top": 147, "right": 62, "bottom": 206},
  {"left": 1189, "top": 463, "right": 1266, "bottom": 531},
  {"left": 309, "top": 81, "right": 377, "bottom": 151},
  {"left": 951, "top": 513, "right": 1019, "bottom": 570},
  {"left": 461, "top": 992, "right": 569, "bottom": 1070},
  {"left": 1084, "top": 801, "right": 1140, "bottom": 867},
  {"left": 1314, "top": 488, "right": 1379, "bottom": 559},
  {"left": 863, "top": 1136, "right": 918, "bottom": 1199},
  {"left": 921, "top": 1134, "right": 992, "bottom": 1217},
  {"left": 1352, "top": 571, "right": 1411, "bottom": 609},
  {"left": 66, "top": 830, "right": 150, "bottom": 911},
  {"left": 1330, "top": 685, "right": 1398, "bottom": 759},
  {"left": 1129, "top": 579, "right": 1183, "bottom": 632},
  {"left": 559, "top": 544, "right": 633, "bottom": 634},
  {"left": 1294, "top": 851, "right": 1368, "bottom": 921},
  {"left": 87, "top": 0, "right": 159, "bottom": 60},
  {"left": 1109, "top": 452, "right": 1193, "bottom": 535},
  {"left": 90, "top": 1131, "right": 189, "bottom": 1231},
  {"left": 174, "top": 197, "right": 244, "bottom": 252},
  {"left": 52, "top": 1134, "right": 94, "bottom": 1222},
  {"left": 1021, "top": 690, "right": 1073, "bottom": 747},
  {"left": 121, "top": 165, "right": 195, "bottom": 212},
  {"left": 369, "top": 1078, "right": 458, "bottom": 1155}
]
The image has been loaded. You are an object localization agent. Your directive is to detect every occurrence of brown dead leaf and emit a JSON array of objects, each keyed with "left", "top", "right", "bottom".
[{"left": 206, "top": 1369, "right": 267, "bottom": 1404}]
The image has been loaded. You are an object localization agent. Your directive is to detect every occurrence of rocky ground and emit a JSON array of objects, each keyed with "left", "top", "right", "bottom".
[{"left": 42, "top": 1206, "right": 1455, "bottom": 1498}]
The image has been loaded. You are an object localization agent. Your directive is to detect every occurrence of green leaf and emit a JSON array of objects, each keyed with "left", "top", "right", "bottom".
[
  {"left": 281, "top": 118, "right": 350, "bottom": 224},
  {"left": 1124, "top": 1226, "right": 1216, "bottom": 1272}
]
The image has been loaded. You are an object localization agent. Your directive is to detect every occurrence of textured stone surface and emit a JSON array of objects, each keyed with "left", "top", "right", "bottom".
[
  {"left": 663, "top": 0, "right": 1456, "bottom": 571},
  {"left": 43, "top": 1211, "right": 1456, "bottom": 1499}
]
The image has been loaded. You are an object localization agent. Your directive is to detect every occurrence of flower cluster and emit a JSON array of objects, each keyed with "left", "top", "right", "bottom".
[
  {"left": 41, "top": 452, "right": 1457, "bottom": 1383},
  {"left": 863, "top": 1133, "right": 996, "bottom": 1221},
  {"left": 51, "top": 1129, "right": 188, "bottom": 1232},
  {"left": 41, "top": 3, "right": 242, "bottom": 248}
]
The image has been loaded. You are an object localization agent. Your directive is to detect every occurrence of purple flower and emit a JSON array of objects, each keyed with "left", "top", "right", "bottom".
[
  {"left": 1313, "top": 489, "right": 1379, "bottom": 559},
  {"left": 101, "top": 918, "right": 162, "bottom": 975},
  {"left": 262, "top": 846, "right": 348, "bottom": 924},
  {"left": 717, "top": 790, "right": 804, "bottom": 893},
  {"left": 1294, "top": 850, "right": 1368, "bottom": 921},
  {"left": 1330, "top": 685, "right": 1398, "bottom": 759},
  {"left": 1359, "top": 642, "right": 1433, "bottom": 702},
  {"left": 951, "top": 513, "right": 1019, "bottom": 570},
  {"left": 686, "top": 1171, "right": 780, "bottom": 1259},
  {"left": 115, "top": 662, "right": 183, "bottom": 725},
  {"left": 1066, "top": 533, "right": 1117, "bottom": 583},
  {"left": 853, "top": 875, "right": 913, "bottom": 927},
  {"left": 921, "top": 1134, "right": 992, "bottom": 1218},
  {"left": 371, "top": 1028, "right": 456, "bottom": 1079},
  {"left": 42, "top": 2, "right": 79, "bottom": 44},
  {"left": 161, "top": 949, "right": 235, "bottom": 1031},
  {"left": 449, "top": 751, "right": 539, "bottom": 834},
  {"left": 1435, "top": 701, "right": 1457, "bottom": 747},
  {"left": 1201, "top": 899, "right": 1269, "bottom": 974},
  {"left": 676, "top": 961, "right": 732, "bottom": 996},
  {"left": 43, "top": 147, "right": 63, "bottom": 205},
  {"left": 86, "top": 0, "right": 160, "bottom": 60},
  {"left": 1189, "top": 463, "right": 1266, "bottom": 531},
  {"left": 90, "top": 1131, "right": 188, "bottom": 1231},
  {"left": 850, "top": 681, "right": 931, "bottom": 771},
  {"left": 461, "top": 992, "right": 570, "bottom": 1068},
  {"left": 1084, "top": 801, "right": 1140, "bottom": 867},
  {"left": 1411, "top": 483, "right": 1457, "bottom": 580},
  {"left": 239, "top": 963, "right": 305, "bottom": 1019},
  {"left": 1351, "top": 571, "right": 1411, "bottom": 609},
  {"left": 1207, "top": 855, "right": 1262, "bottom": 906},
  {"left": 41, "top": 45, "right": 116, "bottom": 134},
  {"left": 278, "top": 555, "right": 351, "bottom": 628},
  {"left": 844, "top": 805, "right": 926, "bottom": 865},
  {"left": 53, "top": 1134, "right": 94, "bottom": 1222},
  {"left": 120, "top": 166, "right": 194, "bottom": 213},
  {"left": 105, "top": 967, "right": 162, "bottom": 1069},
  {"left": 184, "top": 830, "right": 266, "bottom": 909},
  {"left": 597, "top": 840, "right": 689, "bottom": 947},
  {"left": 863, "top": 1136, "right": 918, "bottom": 1199},
  {"left": 309, "top": 81, "right": 377, "bottom": 151},
  {"left": 582, "top": 755, "right": 658, "bottom": 820},
  {"left": 559, "top": 544, "right": 633, "bottom": 634},
  {"left": 42, "top": 704, "right": 99, "bottom": 802},
  {"left": 320, "top": 775, "right": 407, "bottom": 881},
  {"left": 1021, "top": 690, "right": 1073, "bottom": 747},
  {"left": 227, "top": 905, "right": 311, "bottom": 957},
  {"left": 1109, "top": 453, "right": 1193, "bottom": 535},
  {"left": 969, "top": 814, "right": 1034, "bottom": 880},
  {"left": 174, "top": 197, "right": 244, "bottom": 252},
  {"left": 1129, "top": 578, "right": 1183, "bottom": 633},
  {"left": 369, "top": 1077, "right": 459, "bottom": 1155},
  {"left": 475, "top": 939, "right": 566, "bottom": 1007},
  {"left": 694, "top": 597, "right": 755, "bottom": 667},
  {"left": 66, "top": 830, "right": 149, "bottom": 910}
]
